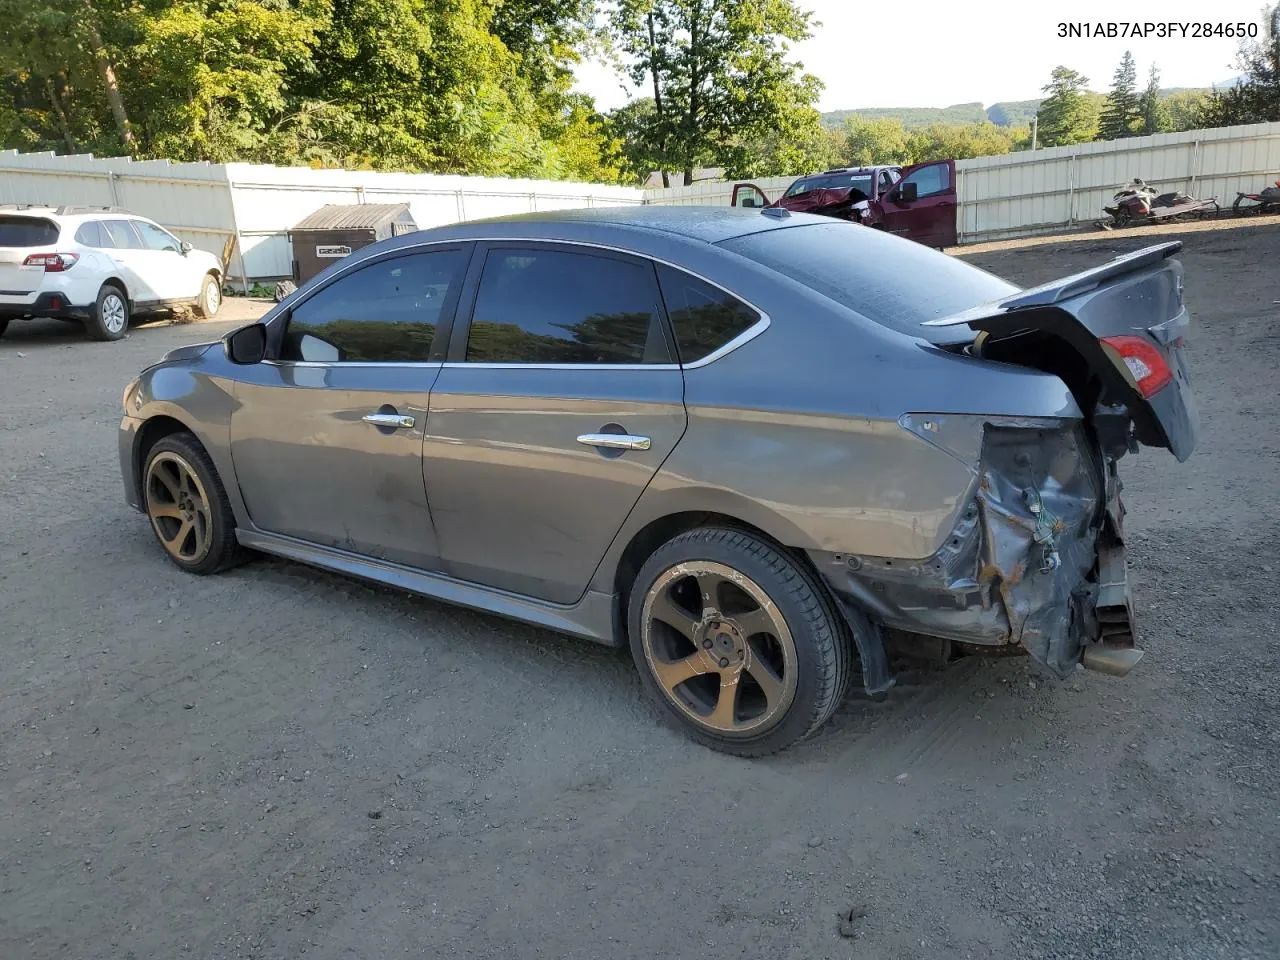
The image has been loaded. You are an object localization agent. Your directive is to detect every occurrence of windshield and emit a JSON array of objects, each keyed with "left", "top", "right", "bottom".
[
  {"left": 784, "top": 173, "right": 874, "bottom": 198},
  {"left": 0, "top": 216, "right": 59, "bottom": 247},
  {"left": 719, "top": 222, "right": 1020, "bottom": 343}
]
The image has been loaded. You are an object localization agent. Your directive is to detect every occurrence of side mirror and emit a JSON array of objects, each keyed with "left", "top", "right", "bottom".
[
  {"left": 897, "top": 181, "right": 918, "bottom": 203},
  {"left": 180, "top": 240, "right": 193, "bottom": 255},
  {"left": 225, "top": 323, "right": 267, "bottom": 364}
]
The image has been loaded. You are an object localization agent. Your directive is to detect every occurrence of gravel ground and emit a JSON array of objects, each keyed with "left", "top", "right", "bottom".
[{"left": 1, "top": 225, "right": 1277, "bottom": 960}]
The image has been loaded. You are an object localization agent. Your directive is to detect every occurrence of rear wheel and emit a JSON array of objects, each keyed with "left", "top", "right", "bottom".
[
  {"left": 142, "top": 432, "right": 247, "bottom": 574},
  {"left": 193, "top": 273, "right": 221, "bottom": 318},
  {"left": 86, "top": 284, "right": 129, "bottom": 341},
  {"left": 628, "top": 527, "right": 852, "bottom": 756}
]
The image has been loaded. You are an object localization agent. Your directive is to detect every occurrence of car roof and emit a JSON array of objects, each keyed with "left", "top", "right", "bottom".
[
  {"left": 427, "top": 205, "right": 832, "bottom": 245},
  {"left": 0, "top": 205, "right": 142, "bottom": 221}
]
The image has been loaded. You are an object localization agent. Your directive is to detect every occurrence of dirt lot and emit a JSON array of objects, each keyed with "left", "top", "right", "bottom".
[{"left": 1, "top": 224, "right": 1277, "bottom": 960}]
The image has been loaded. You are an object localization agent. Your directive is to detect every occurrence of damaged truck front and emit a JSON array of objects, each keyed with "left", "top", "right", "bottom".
[{"left": 813, "top": 242, "right": 1199, "bottom": 693}]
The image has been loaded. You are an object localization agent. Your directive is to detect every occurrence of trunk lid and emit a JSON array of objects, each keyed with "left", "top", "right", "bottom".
[
  {"left": 0, "top": 215, "right": 61, "bottom": 295},
  {"left": 925, "top": 241, "right": 1198, "bottom": 461}
]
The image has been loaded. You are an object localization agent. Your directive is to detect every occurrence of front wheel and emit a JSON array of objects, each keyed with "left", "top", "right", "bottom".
[
  {"left": 142, "top": 432, "right": 247, "bottom": 574},
  {"left": 628, "top": 527, "right": 853, "bottom": 756},
  {"left": 86, "top": 284, "right": 129, "bottom": 341},
  {"left": 193, "top": 273, "right": 221, "bottom": 318}
]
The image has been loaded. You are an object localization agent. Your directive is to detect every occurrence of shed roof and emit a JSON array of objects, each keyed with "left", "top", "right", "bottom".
[{"left": 291, "top": 203, "right": 413, "bottom": 231}]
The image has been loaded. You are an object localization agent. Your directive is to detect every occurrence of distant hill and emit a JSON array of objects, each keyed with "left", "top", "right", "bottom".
[{"left": 822, "top": 87, "right": 1217, "bottom": 130}]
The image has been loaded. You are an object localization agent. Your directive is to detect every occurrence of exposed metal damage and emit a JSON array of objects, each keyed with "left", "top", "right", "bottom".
[{"left": 813, "top": 417, "right": 1139, "bottom": 690}]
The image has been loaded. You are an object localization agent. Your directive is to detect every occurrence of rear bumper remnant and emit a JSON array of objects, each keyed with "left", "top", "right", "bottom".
[{"left": 812, "top": 416, "right": 1138, "bottom": 691}]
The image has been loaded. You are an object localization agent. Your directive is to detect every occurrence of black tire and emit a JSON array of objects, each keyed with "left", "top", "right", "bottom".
[
  {"left": 141, "top": 431, "right": 248, "bottom": 575},
  {"left": 86, "top": 284, "right": 129, "bottom": 341},
  {"left": 193, "top": 273, "right": 221, "bottom": 318},
  {"left": 0, "top": 318, "right": 8, "bottom": 338},
  {"left": 627, "top": 526, "right": 853, "bottom": 757}
]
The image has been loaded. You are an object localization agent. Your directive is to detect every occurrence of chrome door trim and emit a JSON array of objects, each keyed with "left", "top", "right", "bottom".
[{"left": 576, "top": 433, "right": 652, "bottom": 451}]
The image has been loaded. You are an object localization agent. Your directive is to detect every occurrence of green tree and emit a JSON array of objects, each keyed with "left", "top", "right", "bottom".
[
  {"left": 1098, "top": 51, "right": 1140, "bottom": 139},
  {"left": 1036, "top": 66, "right": 1099, "bottom": 146},
  {"left": 841, "top": 116, "right": 909, "bottom": 165},
  {"left": 904, "top": 121, "right": 1027, "bottom": 162},
  {"left": 1137, "top": 65, "right": 1172, "bottom": 135},
  {"left": 1202, "top": 3, "right": 1280, "bottom": 125},
  {"left": 1164, "top": 89, "right": 1211, "bottom": 131},
  {"left": 610, "top": 0, "right": 823, "bottom": 185}
]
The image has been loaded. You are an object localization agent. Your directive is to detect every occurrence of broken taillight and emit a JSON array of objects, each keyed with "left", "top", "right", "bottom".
[
  {"left": 1100, "top": 335, "right": 1173, "bottom": 398},
  {"left": 23, "top": 252, "right": 80, "bottom": 272}
]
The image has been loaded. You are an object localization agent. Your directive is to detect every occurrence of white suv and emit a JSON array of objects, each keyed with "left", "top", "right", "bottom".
[{"left": 0, "top": 205, "right": 224, "bottom": 341}]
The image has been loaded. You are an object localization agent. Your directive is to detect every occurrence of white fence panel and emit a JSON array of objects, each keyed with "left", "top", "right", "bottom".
[
  {"left": 0, "top": 152, "right": 645, "bottom": 282},
  {"left": 644, "top": 176, "right": 794, "bottom": 207},
  {"left": 224, "top": 164, "right": 643, "bottom": 279}
]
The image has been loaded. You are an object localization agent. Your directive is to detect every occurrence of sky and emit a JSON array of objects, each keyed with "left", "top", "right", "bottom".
[{"left": 573, "top": 0, "right": 1266, "bottom": 113}]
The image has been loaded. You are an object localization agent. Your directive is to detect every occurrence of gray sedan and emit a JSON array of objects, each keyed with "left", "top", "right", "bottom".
[{"left": 118, "top": 207, "right": 1198, "bottom": 755}]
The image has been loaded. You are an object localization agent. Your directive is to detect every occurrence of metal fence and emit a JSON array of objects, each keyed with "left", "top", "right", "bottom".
[
  {"left": 640, "top": 121, "right": 1280, "bottom": 244},
  {"left": 0, "top": 151, "right": 644, "bottom": 283}
]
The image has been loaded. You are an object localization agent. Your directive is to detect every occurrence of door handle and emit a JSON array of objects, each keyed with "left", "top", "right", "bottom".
[
  {"left": 363, "top": 412, "right": 415, "bottom": 429},
  {"left": 576, "top": 433, "right": 651, "bottom": 451}
]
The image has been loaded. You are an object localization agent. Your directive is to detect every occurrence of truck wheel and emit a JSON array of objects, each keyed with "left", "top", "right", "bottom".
[
  {"left": 193, "top": 274, "right": 221, "bottom": 318},
  {"left": 628, "top": 526, "right": 853, "bottom": 756},
  {"left": 86, "top": 284, "right": 129, "bottom": 341}
]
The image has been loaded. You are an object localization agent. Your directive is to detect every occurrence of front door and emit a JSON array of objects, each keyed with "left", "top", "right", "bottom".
[
  {"left": 423, "top": 242, "right": 687, "bottom": 604},
  {"left": 132, "top": 219, "right": 200, "bottom": 301},
  {"left": 731, "top": 183, "right": 772, "bottom": 208},
  {"left": 228, "top": 245, "right": 470, "bottom": 570},
  {"left": 877, "top": 160, "right": 958, "bottom": 248}
]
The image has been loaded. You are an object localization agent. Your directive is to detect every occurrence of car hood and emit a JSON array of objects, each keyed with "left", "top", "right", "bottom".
[{"left": 160, "top": 340, "right": 219, "bottom": 364}]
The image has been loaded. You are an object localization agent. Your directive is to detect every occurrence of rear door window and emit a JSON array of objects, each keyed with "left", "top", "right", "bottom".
[
  {"left": 103, "top": 220, "right": 144, "bottom": 249},
  {"left": 0, "top": 216, "right": 59, "bottom": 247},
  {"left": 655, "top": 264, "right": 760, "bottom": 363},
  {"left": 74, "top": 221, "right": 107, "bottom": 247},
  {"left": 465, "top": 247, "right": 672, "bottom": 364},
  {"left": 719, "top": 222, "right": 1018, "bottom": 342}
]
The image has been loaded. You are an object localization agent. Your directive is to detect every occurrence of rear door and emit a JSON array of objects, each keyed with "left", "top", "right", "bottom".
[
  {"left": 878, "top": 160, "right": 957, "bottom": 247},
  {"left": 422, "top": 241, "right": 687, "bottom": 604},
  {"left": 99, "top": 219, "right": 156, "bottom": 303},
  {"left": 0, "top": 215, "right": 60, "bottom": 305}
]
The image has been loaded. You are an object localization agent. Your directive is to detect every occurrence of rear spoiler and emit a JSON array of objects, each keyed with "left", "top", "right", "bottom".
[{"left": 924, "top": 242, "right": 1182, "bottom": 328}]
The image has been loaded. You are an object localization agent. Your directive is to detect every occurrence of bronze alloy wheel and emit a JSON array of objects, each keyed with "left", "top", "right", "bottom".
[
  {"left": 145, "top": 451, "right": 214, "bottom": 564},
  {"left": 640, "top": 560, "right": 799, "bottom": 736}
]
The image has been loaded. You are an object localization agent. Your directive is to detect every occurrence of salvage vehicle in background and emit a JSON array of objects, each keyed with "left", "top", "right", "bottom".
[
  {"left": 0, "top": 204, "right": 223, "bottom": 341},
  {"left": 731, "top": 160, "right": 959, "bottom": 248},
  {"left": 118, "top": 206, "right": 1197, "bottom": 756}
]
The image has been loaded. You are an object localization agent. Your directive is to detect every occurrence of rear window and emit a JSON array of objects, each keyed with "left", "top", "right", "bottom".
[
  {"left": 718, "top": 222, "right": 1019, "bottom": 341},
  {"left": 0, "top": 216, "right": 59, "bottom": 247}
]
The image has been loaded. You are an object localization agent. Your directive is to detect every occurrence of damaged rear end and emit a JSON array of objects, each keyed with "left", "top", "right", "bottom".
[{"left": 825, "top": 242, "right": 1199, "bottom": 686}]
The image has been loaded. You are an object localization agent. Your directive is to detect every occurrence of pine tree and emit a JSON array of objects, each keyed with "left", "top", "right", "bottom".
[
  {"left": 1138, "top": 64, "right": 1172, "bottom": 135},
  {"left": 1099, "top": 51, "right": 1140, "bottom": 140}
]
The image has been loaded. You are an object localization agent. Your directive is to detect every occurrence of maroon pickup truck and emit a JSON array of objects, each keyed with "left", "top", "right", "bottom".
[{"left": 730, "top": 161, "right": 958, "bottom": 248}]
